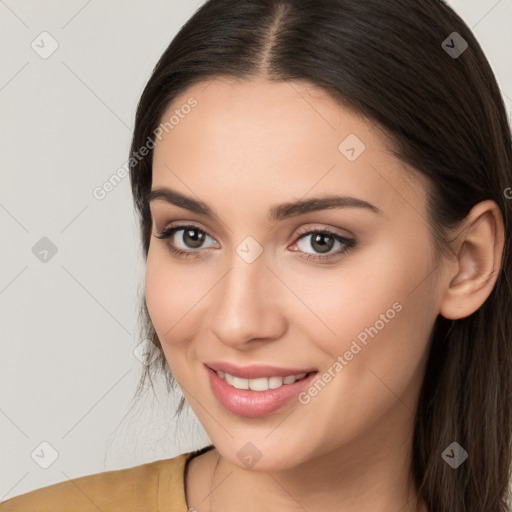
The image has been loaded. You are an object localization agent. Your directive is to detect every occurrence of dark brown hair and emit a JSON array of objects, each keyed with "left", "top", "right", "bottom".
[{"left": 128, "top": 1, "right": 512, "bottom": 510}]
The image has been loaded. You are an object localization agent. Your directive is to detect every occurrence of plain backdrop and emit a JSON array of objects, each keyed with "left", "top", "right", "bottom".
[{"left": 1, "top": 0, "right": 511, "bottom": 501}]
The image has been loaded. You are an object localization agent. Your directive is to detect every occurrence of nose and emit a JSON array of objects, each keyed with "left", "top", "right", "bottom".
[{"left": 209, "top": 251, "right": 287, "bottom": 350}]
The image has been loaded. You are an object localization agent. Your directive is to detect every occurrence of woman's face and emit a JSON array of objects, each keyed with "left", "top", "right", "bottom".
[{"left": 146, "top": 77, "right": 449, "bottom": 471}]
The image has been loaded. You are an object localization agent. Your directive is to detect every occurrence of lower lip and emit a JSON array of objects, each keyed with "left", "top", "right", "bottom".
[{"left": 206, "top": 365, "right": 318, "bottom": 418}]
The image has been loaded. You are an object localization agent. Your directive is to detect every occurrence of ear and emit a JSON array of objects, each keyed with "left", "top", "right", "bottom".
[{"left": 439, "top": 200, "right": 505, "bottom": 320}]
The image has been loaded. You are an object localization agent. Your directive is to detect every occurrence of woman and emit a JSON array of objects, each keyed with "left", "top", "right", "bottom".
[{"left": 1, "top": 0, "right": 511, "bottom": 511}]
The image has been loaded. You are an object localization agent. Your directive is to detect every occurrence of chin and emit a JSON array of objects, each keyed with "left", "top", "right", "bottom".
[{"left": 216, "top": 438, "right": 311, "bottom": 473}]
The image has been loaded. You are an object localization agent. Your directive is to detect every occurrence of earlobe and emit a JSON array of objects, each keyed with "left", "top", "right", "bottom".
[{"left": 439, "top": 200, "right": 505, "bottom": 320}]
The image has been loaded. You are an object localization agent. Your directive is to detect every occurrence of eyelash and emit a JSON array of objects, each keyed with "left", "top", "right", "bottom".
[{"left": 154, "top": 224, "right": 357, "bottom": 262}]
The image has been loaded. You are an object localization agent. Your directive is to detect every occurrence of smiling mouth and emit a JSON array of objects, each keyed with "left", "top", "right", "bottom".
[
  {"left": 211, "top": 368, "right": 317, "bottom": 391},
  {"left": 205, "top": 365, "right": 319, "bottom": 417}
]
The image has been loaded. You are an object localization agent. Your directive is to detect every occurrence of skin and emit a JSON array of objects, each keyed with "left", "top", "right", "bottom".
[{"left": 145, "top": 76, "right": 505, "bottom": 512}]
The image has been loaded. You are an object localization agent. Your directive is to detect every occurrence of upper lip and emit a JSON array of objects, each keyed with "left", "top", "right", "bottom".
[{"left": 204, "top": 361, "right": 317, "bottom": 379}]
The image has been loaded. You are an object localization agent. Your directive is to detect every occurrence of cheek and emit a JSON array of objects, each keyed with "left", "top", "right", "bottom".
[
  {"left": 144, "top": 245, "right": 213, "bottom": 367},
  {"left": 293, "top": 235, "right": 438, "bottom": 437},
  {"left": 289, "top": 234, "right": 435, "bottom": 354},
  {"left": 144, "top": 247, "right": 191, "bottom": 349}
]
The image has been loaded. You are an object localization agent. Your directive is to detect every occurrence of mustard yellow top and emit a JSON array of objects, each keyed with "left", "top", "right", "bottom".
[{"left": 0, "top": 444, "right": 214, "bottom": 512}]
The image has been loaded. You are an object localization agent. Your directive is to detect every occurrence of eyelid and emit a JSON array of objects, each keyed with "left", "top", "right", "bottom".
[
  {"left": 156, "top": 221, "right": 350, "bottom": 241},
  {"left": 294, "top": 223, "right": 353, "bottom": 239},
  {"left": 154, "top": 222, "right": 218, "bottom": 248}
]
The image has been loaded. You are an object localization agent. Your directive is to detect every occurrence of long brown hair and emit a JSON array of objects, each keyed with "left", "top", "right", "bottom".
[{"left": 128, "top": 1, "right": 512, "bottom": 510}]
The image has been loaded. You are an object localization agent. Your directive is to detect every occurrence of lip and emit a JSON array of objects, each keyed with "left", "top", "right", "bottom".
[
  {"left": 204, "top": 361, "right": 317, "bottom": 379},
  {"left": 205, "top": 364, "right": 318, "bottom": 418}
]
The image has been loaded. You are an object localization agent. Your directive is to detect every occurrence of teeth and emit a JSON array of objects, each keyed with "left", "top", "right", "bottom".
[{"left": 216, "top": 371, "right": 308, "bottom": 391}]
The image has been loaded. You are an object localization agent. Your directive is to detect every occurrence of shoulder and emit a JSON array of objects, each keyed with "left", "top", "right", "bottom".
[{"left": 0, "top": 453, "right": 189, "bottom": 512}]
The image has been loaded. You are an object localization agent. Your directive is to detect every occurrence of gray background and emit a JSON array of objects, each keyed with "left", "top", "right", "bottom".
[{"left": 1, "top": 0, "right": 511, "bottom": 501}]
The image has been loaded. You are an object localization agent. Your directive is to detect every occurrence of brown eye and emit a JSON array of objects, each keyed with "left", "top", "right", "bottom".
[
  {"left": 155, "top": 225, "right": 217, "bottom": 258},
  {"left": 293, "top": 229, "right": 356, "bottom": 262},
  {"left": 309, "top": 232, "right": 335, "bottom": 253},
  {"left": 181, "top": 227, "right": 206, "bottom": 249}
]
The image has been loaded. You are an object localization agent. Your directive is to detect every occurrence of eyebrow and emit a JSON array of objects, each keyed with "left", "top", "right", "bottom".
[{"left": 147, "top": 187, "right": 381, "bottom": 222}]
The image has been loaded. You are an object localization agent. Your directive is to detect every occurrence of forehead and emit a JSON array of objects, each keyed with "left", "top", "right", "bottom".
[{"left": 151, "top": 77, "right": 430, "bottom": 221}]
